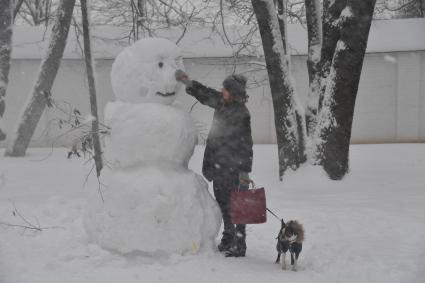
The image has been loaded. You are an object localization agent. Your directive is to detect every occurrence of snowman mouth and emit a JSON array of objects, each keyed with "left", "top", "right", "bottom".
[{"left": 156, "top": 91, "right": 175, "bottom": 97}]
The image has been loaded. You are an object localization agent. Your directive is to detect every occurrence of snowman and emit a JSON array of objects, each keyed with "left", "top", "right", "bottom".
[{"left": 84, "top": 38, "right": 221, "bottom": 255}]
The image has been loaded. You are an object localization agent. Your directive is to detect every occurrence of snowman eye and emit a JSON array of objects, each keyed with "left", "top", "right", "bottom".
[{"left": 158, "top": 62, "right": 164, "bottom": 68}]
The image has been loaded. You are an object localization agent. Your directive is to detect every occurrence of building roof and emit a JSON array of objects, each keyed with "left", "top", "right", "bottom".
[{"left": 10, "top": 18, "right": 425, "bottom": 59}]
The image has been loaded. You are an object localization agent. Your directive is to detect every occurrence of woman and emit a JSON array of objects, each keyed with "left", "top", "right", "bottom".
[{"left": 175, "top": 70, "right": 253, "bottom": 257}]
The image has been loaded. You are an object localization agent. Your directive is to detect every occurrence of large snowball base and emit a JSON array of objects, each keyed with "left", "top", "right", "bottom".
[{"left": 84, "top": 166, "right": 221, "bottom": 255}]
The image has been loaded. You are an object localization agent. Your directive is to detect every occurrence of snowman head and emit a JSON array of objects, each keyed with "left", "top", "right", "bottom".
[{"left": 111, "top": 38, "right": 184, "bottom": 105}]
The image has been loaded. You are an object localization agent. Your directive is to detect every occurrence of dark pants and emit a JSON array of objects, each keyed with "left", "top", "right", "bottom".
[{"left": 213, "top": 172, "right": 246, "bottom": 242}]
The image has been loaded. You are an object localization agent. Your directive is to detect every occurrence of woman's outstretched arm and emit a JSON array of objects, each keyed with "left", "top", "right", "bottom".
[
  {"left": 175, "top": 69, "right": 223, "bottom": 109},
  {"left": 185, "top": 81, "right": 223, "bottom": 110}
]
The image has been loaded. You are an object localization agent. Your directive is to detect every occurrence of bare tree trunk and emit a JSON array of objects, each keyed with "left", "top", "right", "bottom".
[
  {"left": 137, "top": 0, "right": 147, "bottom": 34},
  {"left": 317, "top": 0, "right": 346, "bottom": 112},
  {"left": 81, "top": 0, "right": 103, "bottom": 177},
  {"left": 5, "top": 0, "right": 75, "bottom": 156},
  {"left": 0, "top": 0, "right": 13, "bottom": 142},
  {"left": 252, "top": 0, "right": 304, "bottom": 179},
  {"left": 130, "top": 0, "right": 147, "bottom": 41},
  {"left": 315, "top": 0, "right": 376, "bottom": 180},
  {"left": 13, "top": 0, "right": 25, "bottom": 20},
  {"left": 276, "top": 0, "right": 307, "bottom": 165},
  {"left": 294, "top": 107, "right": 307, "bottom": 164},
  {"left": 304, "top": 0, "right": 322, "bottom": 136},
  {"left": 276, "top": 0, "right": 288, "bottom": 54}
]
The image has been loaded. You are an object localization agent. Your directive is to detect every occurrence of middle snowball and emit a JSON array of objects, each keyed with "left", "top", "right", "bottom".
[{"left": 104, "top": 102, "right": 198, "bottom": 168}]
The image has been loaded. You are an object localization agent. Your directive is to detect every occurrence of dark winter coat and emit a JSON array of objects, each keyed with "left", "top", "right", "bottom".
[{"left": 186, "top": 80, "right": 253, "bottom": 181}]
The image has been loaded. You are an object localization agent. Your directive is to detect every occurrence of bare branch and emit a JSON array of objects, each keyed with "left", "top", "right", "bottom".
[
  {"left": 0, "top": 202, "right": 64, "bottom": 232},
  {"left": 385, "top": 0, "right": 417, "bottom": 11},
  {"left": 13, "top": 0, "right": 25, "bottom": 19}
]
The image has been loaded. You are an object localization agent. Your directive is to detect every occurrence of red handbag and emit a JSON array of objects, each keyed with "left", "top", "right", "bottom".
[{"left": 230, "top": 181, "right": 267, "bottom": 224}]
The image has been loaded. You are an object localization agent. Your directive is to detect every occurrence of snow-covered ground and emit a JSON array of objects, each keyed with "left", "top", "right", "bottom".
[{"left": 0, "top": 144, "right": 424, "bottom": 283}]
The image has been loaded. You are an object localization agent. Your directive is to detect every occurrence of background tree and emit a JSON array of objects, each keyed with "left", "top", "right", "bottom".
[
  {"left": 251, "top": 0, "right": 376, "bottom": 180},
  {"left": 5, "top": 0, "right": 76, "bottom": 157},
  {"left": 316, "top": 0, "right": 346, "bottom": 115},
  {"left": 80, "top": 0, "right": 103, "bottom": 177},
  {"left": 14, "top": 0, "right": 53, "bottom": 26},
  {"left": 303, "top": 0, "right": 346, "bottom": 160},
  {"left": 304, "top": 0, "right": 322, "bottom": 137},
  {"left": 129, "top": 0, "right": 147, "bottom": 40},
  {"left": 251, "top": 0, "right": 306, "bottom": 179},
  {"left": 276, "top": 0, "right": 307, "bottom": 168},
  {"left": 313, "top": 0, "right": 377, "bottom": 179},
  {"left": 13, "top": 0, "right": 25, "bottom": 20},
  {"left": 0, "top": 0, "right": 14, "bottom": 142}
]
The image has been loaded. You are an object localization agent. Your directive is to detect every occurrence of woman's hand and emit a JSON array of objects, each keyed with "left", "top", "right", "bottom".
[{"left": 239, "top": 172, "right": 250, "bottom": 191}]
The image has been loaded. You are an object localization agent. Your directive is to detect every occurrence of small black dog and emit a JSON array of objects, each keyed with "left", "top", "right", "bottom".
[{"left": 275, "top": 219, "right": 304, "bottom": 271}]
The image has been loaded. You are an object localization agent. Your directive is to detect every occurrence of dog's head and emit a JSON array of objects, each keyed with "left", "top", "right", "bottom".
[{"left": 278, "top": 220, "right": 304, "bottom": 243}]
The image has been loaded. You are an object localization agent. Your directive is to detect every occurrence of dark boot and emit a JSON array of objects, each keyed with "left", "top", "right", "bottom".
[
  {"left": 224, "top": 237, "right": 246, "bottom": 257},
  {"left": 217, "top": 230, "right": 234, "bottom": 252},
  {"left": 225, "top": 224, "right": 246, "bottom": 257}
]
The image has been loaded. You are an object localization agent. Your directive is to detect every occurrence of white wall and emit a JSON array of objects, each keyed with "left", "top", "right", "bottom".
[{"left": 1, "top": 51, "right": 424, "bottom": 148}]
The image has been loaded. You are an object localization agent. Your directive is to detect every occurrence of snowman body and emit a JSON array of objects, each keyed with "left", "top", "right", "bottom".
[{"left": 84, "top": 38, "right": 221, "bottom": 255}]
